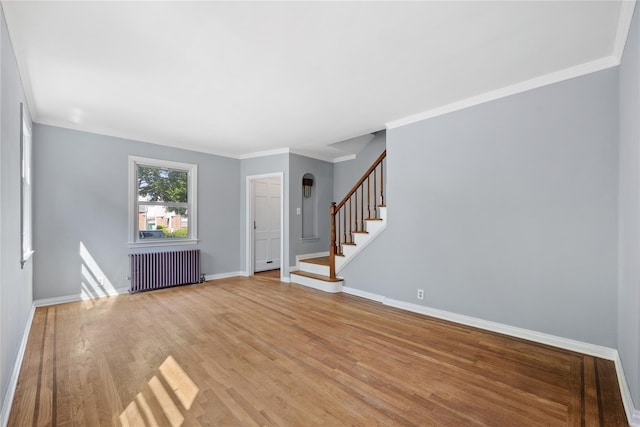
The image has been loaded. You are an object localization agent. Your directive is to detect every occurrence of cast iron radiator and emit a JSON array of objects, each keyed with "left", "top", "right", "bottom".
[{"left": 129, "top": 249, "right": 200, "bottom": 293}]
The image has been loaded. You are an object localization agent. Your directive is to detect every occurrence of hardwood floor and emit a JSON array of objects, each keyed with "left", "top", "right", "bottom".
[{"left": 9, "top": 275, "right": 627, "bottom": 426}]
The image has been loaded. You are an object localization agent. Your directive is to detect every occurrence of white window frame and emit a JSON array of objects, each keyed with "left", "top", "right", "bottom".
[
  {"left": 20, "top": 103, "right": 34, "bottom": 267},
  {"left": 128, "top": 156, "right": 198, "bottom": 247}
]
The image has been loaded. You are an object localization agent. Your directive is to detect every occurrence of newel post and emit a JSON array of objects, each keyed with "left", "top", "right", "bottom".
[{"left": 329, "top": 202, "right": 337, "bottom": 279}]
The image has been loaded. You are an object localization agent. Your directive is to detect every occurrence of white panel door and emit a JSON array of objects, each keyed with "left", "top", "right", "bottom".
[{"left": 253, "top": 178, "right": 281, "bottom": 272}]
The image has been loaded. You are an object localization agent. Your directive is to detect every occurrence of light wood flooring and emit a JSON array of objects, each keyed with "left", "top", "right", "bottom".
[{"left": 9, "top": 274, "right": 628, "bottom": 426}]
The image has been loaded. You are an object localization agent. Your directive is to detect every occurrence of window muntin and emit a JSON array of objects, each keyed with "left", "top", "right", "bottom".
[{"left": 129, "top": 157, "right": 197, "bottom": 246}]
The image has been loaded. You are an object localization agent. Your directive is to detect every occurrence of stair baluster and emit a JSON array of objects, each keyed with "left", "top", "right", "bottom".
[
  {"left": 360, "top": 186, "right": 365, "bottom": 230},
  {"left": 329, "top": 149, "right": 387, "bottom": 278},
  {"left": 380, "top": 158, "right": 384, "bottom": 206}
]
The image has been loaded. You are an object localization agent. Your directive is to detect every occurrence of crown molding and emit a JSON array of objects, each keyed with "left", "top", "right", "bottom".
[
  {"left": 386, "top": 56, "right": 618, "bottom": 130},
  {"left": 237, "top": 147, "right": 291, "bottom": 159},
  {"left": 613, "top": 0, "right": 637, "bottom": 63}
]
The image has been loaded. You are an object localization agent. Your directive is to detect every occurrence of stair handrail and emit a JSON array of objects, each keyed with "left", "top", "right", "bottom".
[{"left": 330, "top": 149, "right": 386, "bottom": 278}]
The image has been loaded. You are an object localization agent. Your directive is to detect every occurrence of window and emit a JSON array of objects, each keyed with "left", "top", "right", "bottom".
[
  {"left": 128, "top": 156, "right": 197, "bottom": 246},
  {"left": 20, "top": 103, "right": 33, "bottom": 267}
]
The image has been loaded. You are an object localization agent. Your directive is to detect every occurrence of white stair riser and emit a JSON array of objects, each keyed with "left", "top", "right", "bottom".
[
  {"left": 299, "top": 261, "right": 330, "bottom": 276},
  {"left": 379, "top": 206, "right": 387, "bottom": 221},
  {"left": 335, "top": 207, "right": 387, "bottom": 275},
  {"left": 365, "top": 220, "right": 384, "bottom": 234},
  {"left": 290, "top": 273, "right": 343, "bottom": 293},
  {"left": 341, "top": 245, "right": 358, "bottom": 257},
  {"left": 353, "top": 233, "right": 370, "bottom": 246}
]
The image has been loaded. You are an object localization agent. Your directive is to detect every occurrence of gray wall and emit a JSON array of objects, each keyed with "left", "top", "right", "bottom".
[
  {"left": 619, "top": 3, "right": 640, "bottom": 408},
  {"left": 239, "top": 154, "right": 290, "bottom": 276},
  {"left": 333, "top": 131, "right": 386, "bottom": 202},
  {"left": 289, "top": 154, "right": 333, "bottom": 266},
  {"left": 33, "top": 124, "right": 241, "bottom": 300},
  {"left": 342, "top": 68, "right": 619, "bottom": 348},
  {"left": 0, "top": 5, "right": 33, "bottom": 420}
]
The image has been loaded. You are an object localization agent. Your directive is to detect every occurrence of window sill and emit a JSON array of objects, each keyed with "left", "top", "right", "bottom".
[
  {"left": 127, "top": 239, "right": 199, "bottom": 249},
  {"left": 21, "top": 250, "right": 34, "bottom": 268}
]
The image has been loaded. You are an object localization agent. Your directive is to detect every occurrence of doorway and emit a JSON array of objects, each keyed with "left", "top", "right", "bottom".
[{"left": 246, "top": 173, "right": 284, "bottom": 278}]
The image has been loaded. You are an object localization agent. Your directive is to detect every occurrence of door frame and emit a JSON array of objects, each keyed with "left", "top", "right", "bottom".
[{"left": 245, "top": 172, "right": 284, "bottom": 280}]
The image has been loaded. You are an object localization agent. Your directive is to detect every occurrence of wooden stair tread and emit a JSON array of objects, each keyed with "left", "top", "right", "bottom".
[
  {"left": 352, "top": 231, "right": 369, "bottom": 234},
  {"left": 300, "top": 256, "right": 330, "bottom": 266},
  {"left": 290, "top": 270, "right": 343, "bottom": 282},
  {"left": 365, "top": 218, "right": 383, "bottom": 221},
  {"left": 342, "top": 242, "right": 356, "bottom": 246}
]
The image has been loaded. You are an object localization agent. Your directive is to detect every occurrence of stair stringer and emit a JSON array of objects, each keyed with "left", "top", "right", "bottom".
[{"left": 335, "top": 207, "right": 387, "bottom": 274}]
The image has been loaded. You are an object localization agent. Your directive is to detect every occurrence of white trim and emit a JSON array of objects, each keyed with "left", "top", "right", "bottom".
[
  {"left": 281, "top": 276, "right": 291, "bottom": 283},
  {"left": 613, "top": 0, "right": 637, "bottom": 63},
  {"left": 239, "top": 147, "right": 358, "bottom": 164},
  {"left": 614, "top": 352, "right": 640, "bottom": 426},
  {"left": 245, "top": 172, "right": 285, "bottom": 282},
  {"left": 128, "top": 156, "right": 198, "bottom": 245},
  {"left": 332, "top": 154, "right": 357, "bottom": 163},
  {"left": 288, "top": 149, "right": 337, "bottom": 163},
  {"left": 290, "top": 272, "right": 342, "bottom": 293},
  {"left": 336, "top": 225, "right": 387, "bottom": 275},
  {"left": 294, "top": 251, "right": 329, "bottom": 270},
  {"left": 34, "top": 287, "right": 130, "bottom": 307},
  {"left": 386, "top": 56, "right": 618, "bottom": 130},
  {"left": 342, "top": 286, "right": 385, "bottom": 303},
  {"left": 0, "top": 304, "right": 35, "bottom": 427},
  {"left": 203, "top": 271, "right": 244, "bottom": 281},
  {"left": 383, "top": 297, "right": 617, "bottom": 359},
  {"left": 21, "top": 249, "right": 34, "bottom": 263},
  {"left": 127, "top": 239, "right": 198, "bottom": 249},
  {"left": 238, "top": 148, "right": 290, "bottom": 159}
]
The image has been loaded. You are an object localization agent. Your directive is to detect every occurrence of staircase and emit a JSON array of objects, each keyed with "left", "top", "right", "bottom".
[
  {"left": 289, "top": 256, "right": 343, "bottom": 293},
  {"left": 291, "top": 150, "right": 387, "bottom": 292}
]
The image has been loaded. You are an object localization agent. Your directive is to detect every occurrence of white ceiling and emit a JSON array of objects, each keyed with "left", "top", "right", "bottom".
[{"left": 2, "top": 1, "right": 633, "bottom": 161}]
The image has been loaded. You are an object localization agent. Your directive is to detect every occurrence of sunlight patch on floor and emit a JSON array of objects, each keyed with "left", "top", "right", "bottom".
[{"left": 119, "top": 356, "right": 200, "bottom": 427}]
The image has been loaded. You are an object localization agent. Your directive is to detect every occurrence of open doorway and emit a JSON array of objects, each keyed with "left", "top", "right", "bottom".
[{"left": 246, "top": 173, "right": 284, "bottom": 280}]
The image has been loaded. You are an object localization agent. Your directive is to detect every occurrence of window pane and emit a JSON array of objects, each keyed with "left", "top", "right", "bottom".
[
  {"left": 137, "top": 204, "right": 189, "bottom": 239},
  {"left": 137, "top": 166, "right": 188, "bottom": 203},
  {"left": 129, "top": 156, "right": 197, "bottom": 246}
]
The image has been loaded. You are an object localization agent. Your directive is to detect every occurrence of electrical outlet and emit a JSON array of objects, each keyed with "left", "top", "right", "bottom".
[{"left": 417, "top": 289, "right": 424, "bottom": 300}]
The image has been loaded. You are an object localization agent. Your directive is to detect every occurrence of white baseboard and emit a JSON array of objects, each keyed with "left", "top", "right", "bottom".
[
  {"left": 344, "top": 287, "right": 639, "bottom": 425},
  {"left": 0, "top": 304, "right": 36, "bottom": 427},
  {"left": 614, "top": 352, "right": 640, "bottom": 426},
  {"left": 384, "top": 298, "right": 617, "bottom": 360},
  {"left": 343, "top": 286, "right": 386, "bottom": 303},
  {"left": 34, "top": 287, "right": 130, "bottom": 307},
  {"left": 33, "top": 272, "right": 247, "bottom": 307},
  {"left": 204, "top": 271, "right": 245, "bottom": 281}
]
